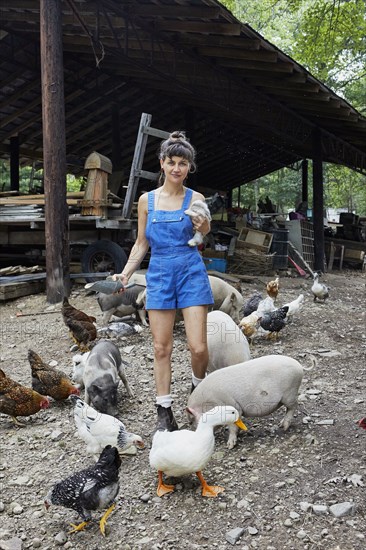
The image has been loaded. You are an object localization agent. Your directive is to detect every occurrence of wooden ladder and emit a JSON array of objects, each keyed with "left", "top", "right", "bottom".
[{"left": 122, "top": 113, "right": 170, "bottom": 219}]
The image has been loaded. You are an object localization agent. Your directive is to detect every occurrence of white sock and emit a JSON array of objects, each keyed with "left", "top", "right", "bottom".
[
  {"left": 192, "top": 373, "right": 204, "bottom": 388},
  {"left": 156, "top": 394, "right": 172, "bottom": 408}
]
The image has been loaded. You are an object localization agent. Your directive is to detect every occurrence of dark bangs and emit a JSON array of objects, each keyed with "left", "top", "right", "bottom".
[{"left": 160, "top": 141, "right": 196, "bottom": 169}]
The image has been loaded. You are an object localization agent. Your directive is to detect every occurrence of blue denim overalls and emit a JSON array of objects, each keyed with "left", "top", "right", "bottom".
[{"left": 145, "top": 187, "right": 214, "bottom": 310}]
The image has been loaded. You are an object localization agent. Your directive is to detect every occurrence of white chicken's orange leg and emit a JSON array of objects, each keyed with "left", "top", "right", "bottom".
[
  {"left": 157, "top": 471, "right": 175, "bottom": 497},
  {"left": 68, "top": 520, "right": 90, "bottom": 533},
  {"left": 99, "top": 503, "right": 116, "bottom": 536},
  {"left": 196, "top": 471, "right": 225, "bottom": 498}
]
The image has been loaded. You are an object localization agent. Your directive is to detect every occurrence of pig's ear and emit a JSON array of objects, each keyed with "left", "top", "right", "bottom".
[{"left": 186, "top": 407, "right": 199, "bottom": 419}]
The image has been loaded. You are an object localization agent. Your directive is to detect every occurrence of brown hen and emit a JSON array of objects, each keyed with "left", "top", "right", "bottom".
[
  {"left": 266, "top": 276, "right": 280, "bottom": 301},
  {"left": 64, "top": 317, "right": 97, "bottom": 352},
  {"left": 0, "top": 368, "right": 49, "bottom": 425},
  {"left": 61, "top": 297, "right": 97, "bottom": 351},
  {"left": 62, "top": 297, "right": 96, "bottom": 324},
  {"left": 28, "top": 349, "right": 80, "bottom": 401}
]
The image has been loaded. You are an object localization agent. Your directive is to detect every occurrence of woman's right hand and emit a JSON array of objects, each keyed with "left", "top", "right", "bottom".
[{"left": 111, "top": 272, "right": 129, "bottom": 292}]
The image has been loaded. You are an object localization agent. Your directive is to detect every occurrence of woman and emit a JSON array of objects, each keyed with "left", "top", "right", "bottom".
[{"left": 114, "top": 131, "right": 214, "bottom": 432}]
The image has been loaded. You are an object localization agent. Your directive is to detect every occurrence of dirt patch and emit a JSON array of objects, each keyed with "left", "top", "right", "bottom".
[{"left": 0, "top": 270, "right": 365, "bottom": 550}]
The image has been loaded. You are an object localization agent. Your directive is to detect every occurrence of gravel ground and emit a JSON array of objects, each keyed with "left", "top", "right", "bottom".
[{"left": 0, "top": 270, "right": 365, "bottom": 550}]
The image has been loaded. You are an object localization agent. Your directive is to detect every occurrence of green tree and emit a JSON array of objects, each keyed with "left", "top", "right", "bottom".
[{"left": 223, "top": 0, "right": 366, "bottom": 215}]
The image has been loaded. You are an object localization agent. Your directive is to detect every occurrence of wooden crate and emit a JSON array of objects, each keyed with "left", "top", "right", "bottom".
[
  {"left": 344, "top": 248, "right": 365, "bottom": 261},
  {"left": 236, "top": 227, "right": 273, "bottom": 252}
]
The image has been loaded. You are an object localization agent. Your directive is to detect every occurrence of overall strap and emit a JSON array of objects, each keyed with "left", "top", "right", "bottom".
[
  {"left": 147, "top": 191, "right": 155, "bottom": 212},
  {"left": 182, "top": 188, "right": 193, "bottom": 210}
]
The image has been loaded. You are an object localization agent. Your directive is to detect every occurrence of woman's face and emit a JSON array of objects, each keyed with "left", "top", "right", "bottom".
[{"left": 160, "top": 155, "right": 190, "bottom": 185}]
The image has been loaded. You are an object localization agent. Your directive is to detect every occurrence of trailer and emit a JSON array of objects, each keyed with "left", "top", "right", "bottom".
[{"left": 0, "top": 114, "right": 169, "bottom": 281}]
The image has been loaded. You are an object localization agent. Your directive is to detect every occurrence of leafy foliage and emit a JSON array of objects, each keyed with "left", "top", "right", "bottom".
[{"left": 223, "top": 0, "right": 366, "bottom": 215}]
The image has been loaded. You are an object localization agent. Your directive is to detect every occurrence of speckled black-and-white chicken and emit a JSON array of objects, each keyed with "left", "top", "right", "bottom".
[
  {"left": 44, "top": 445, "right": 121, "bottom": 536},
  {"left": 259, "top": 306, "right": 289, "bottom": 340},
  {"left": 240, "top": 292, "right": 263, "bottom": 318}
]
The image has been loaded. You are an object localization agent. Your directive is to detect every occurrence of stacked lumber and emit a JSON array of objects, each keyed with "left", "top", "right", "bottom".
[
  {"left": 0, "top": 265, "right": 46, "bottom": 301},
  {"left": 0, "top": 192, "right": 84, "bottom": 207}
]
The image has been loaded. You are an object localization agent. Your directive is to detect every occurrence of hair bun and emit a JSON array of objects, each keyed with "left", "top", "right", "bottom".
[{"left": 170, "top": 130, "right": 186, "bottom": 141}]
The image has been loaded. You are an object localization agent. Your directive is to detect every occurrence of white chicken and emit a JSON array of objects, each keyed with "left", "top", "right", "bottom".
[
  {"left": 256, "top": 296, "right": 276, "bottom": 315},
  {"left": 149, "top": 406, "right": 247, "bottom": 498},
  {"left": 283, "top": 293, "right": 304, "bottom": 321},
  {"left": 311, "top": 273, "right": 329, "bottom": 303},
  {"left": 71, "top": 396, "right": 144, "bottom": 457}
]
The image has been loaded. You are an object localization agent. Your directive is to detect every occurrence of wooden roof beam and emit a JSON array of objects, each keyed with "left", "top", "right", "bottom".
[
  {"left": 0, "top": 11, "right": 126, "bottom": 28},
  {"left": 253, "top": 77, "right": 319, "bottom": 91},
  {"left": 175, "top": 35, "right": 261, "bottom": 50},
  {"left": 0, "top": 68, "right": 37, "bottom": 90},
  {"left": 219, "top": 59, "right": 294, "bottom": 73},
  {"left": 0, "top": 78, "right": 40, "bottom": 109},
  {"left": 155, "top": 21, "right": 241, "bottom": 35},
  {"left": 197, "top": 46, "right": 278, "bottom": 63}
]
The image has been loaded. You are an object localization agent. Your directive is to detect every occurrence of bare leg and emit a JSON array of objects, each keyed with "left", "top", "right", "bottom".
[
  {"left": 148, "top": 309, "right": 176, "bottom": 395},
  {"left": 182, "top": 306, "right": 209, "bottom": 379}
]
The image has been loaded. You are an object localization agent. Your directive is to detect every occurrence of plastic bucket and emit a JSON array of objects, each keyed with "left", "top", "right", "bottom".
[
  {"left": 270, "top": 229, "right": 289, "bottom": 269},
  {"left": 203, "top": 257, "right": 227, "bottom": 273}
]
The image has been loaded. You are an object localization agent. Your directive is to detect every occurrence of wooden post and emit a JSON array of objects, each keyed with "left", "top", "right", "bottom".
[
  {"left": 10, "top": 136, "right": 20, "bottom": 191},
  {"left": 301, "top": 159, "right": 308, "bottom": 204},
  {"left": 312, "top": 129, "right": 325, "bottom": 272},
  {"left": 82, "top": 152, "right": 112, "bottom": 216},
  {"left": 40, "top": 0, "right": 70, "bottom": 302}
]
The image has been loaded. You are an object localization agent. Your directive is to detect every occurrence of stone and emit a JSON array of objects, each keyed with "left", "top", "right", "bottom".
[
  {"left": 11, "top": 476, "right": 29, "bottom": 486},
  {"left": 237, "top": 498, "right": 249, "bottom": 509},
  {"left": 136, "top": 537, "right": 153, "bottom": 545},
  {"left": 312, "top": 504, "right": 328, "bottom": 515},
  {"left": 54, "top": 532, "right": 67, "bottom": 546},
  {"left": 296, "top": 529, "right": 308, "bottom": 540},
  {"left": 225, "top": 527, "right": 245, "bottom": 545},
  {"left": 12, "top": 504, "right": 23, "bottom": 515},
  {"left": 0, "top": 538, "right": 23, "bottom": 550},
  {"left": 299, "top": 501, "right": 312, "bottom": 512},
  {"left": 329, "top": 502, "right": 355, "bottom": 517},
  {"left": 50, "top": 430, "right": 63, "bottom": 441},
  {"left": 247, "top": 526, "right": 258, "bottom": 535}
]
